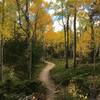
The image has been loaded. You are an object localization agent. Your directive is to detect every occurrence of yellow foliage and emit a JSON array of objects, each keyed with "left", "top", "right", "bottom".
[
  {"left": 77, "top": 29, "right": 100, "bottom": 57},
  {"left": 77, "top": 31, "right": 93, "bottom": 56},
  {"left": 95, "top": 28, "right": 100, "bottom": 49},
  {"left": 45, "top": 31, "right": 73, "bottom": 48},
  {"left": 0, "top": 23, "right": 12, "bottom": 41},
  {"left": 45, "top": 31, "right": 64, "bottom": 45}
]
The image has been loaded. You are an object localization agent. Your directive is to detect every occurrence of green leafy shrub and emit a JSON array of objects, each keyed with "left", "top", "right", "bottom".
[{"left": 0, "top": 79, "right": 47, "bottom": 100}]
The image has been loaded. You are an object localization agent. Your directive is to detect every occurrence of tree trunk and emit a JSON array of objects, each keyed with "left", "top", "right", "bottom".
[
  {"left": 90, "top": 15, "right": 95, "bottom": 75},
  {"left": 61, "top": 2, "right": 68, "bottom": 68},
  {"left": 63, "top": 25, "right": 68, "bottom": 68},
  {"left": 73, "top": 7, "right": 77, "bottom": 68},
  {"left": 26, "top": 0, "right": 32, "bottom": 80},
  {"left": 0, "top": 0, "right": 5, "bottom": 82},
  {"left": 66, "top": 15, "right": 69, "bottom": 68},
  {"left": 0, "top": 34, "right": 4, "bottom": 82}
]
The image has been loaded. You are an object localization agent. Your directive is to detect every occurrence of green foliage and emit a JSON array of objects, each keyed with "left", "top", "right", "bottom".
[
  {"left": 4, "top": 38, "right": 27, "bottom": 65},
  {"left": 0, "top": 79, "right": 47, "bottom": 100},
  {"left": 3, "top": 31, "right": 45, "bottom": 80},
  {"left": 4, "top": 38, "right": 28, "bottom": 79},
  {"left": 32, "top": 63, "right": 46, "bottom": 79},
  {"left": 50, "top": 59, "right": 100, "bottom": 95},
  {"left": 32, "top": 42, "right": 44, "bottom": 64}
]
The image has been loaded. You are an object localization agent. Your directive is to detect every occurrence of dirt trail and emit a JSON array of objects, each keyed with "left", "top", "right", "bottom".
[{"left": 39, "top": 61, "right": 56, "bottom": 100}]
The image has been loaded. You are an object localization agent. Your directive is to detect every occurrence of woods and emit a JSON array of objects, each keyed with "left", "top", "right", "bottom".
[{"left": 0, "top": 0, "right": 100, "bottom": 100}]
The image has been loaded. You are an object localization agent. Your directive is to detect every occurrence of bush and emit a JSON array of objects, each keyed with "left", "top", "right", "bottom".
[
  {"left": 0, "top": 79, "right": 47, "bottom": 100},
  {"left": 50, "top": 59, "right": 100, "bottom": 99}
]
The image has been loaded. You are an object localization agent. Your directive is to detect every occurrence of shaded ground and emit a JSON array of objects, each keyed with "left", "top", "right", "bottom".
[{"left": 39, "top": 61, "right": 56, "bottom": 100}]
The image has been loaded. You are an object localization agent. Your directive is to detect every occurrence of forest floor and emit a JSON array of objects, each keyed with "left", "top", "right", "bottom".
[
  {"left": 50, "top": 59, "right": 100, "bottom": 100},
  {"left": 39, "top": 61, "right": 56, "bottom": 100}
]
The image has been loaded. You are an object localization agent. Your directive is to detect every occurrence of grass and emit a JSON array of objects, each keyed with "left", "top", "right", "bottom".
[
  {"left": 0, "top": 62, "right": 47, "bottom": 100},
  {"left": 32, "top": 61, "right": 46, "bottom": 79},
  {"left": 50, "top": 59, "right": 100, "bottom": 99},
  {"left": 51, "top": 59, "right": 100, "bottom": 86}
]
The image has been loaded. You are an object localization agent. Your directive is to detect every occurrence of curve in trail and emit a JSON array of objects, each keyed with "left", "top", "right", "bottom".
[{"left": 39, "top": 61, "right": 56, "bottom": 100}]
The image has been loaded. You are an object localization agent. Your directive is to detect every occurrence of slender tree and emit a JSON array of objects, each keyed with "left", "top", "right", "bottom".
[
  {"left": 73, "top": 7, "right": 77, "bottom": 68},
  {"left": 66, "top": 15, "right": 70, "bottom": 67},
  {"left": 15, "top": 0, "right": 32, "bottom": 79},
  {"left": 25, "top": 0, "right": 33, "bottom": 80},
  {"left": 0, "top": 0, "right": 5, "bottom": 82},
  {"left": 60, "top": 0, "right": 70, "bottom": 68}
]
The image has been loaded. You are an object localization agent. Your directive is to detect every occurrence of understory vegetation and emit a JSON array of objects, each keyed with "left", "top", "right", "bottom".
[
  {"left": 51, "top": 59, "right": 100, "bottom": 100},
  {"left": 0, "top": 79, "right": 47, "bottom": 100},
  {"left": 0, "top": 63, "right": 47, "bottom": 100}
]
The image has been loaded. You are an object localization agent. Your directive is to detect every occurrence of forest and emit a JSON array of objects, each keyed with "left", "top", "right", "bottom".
[{"left": 0, "top": 0, "right": 100, "bottom": 100}]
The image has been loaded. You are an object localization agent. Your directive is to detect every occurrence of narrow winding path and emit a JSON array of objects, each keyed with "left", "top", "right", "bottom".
[{"left": 39, "top": 61, "right": 56, "bottom": 100}]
